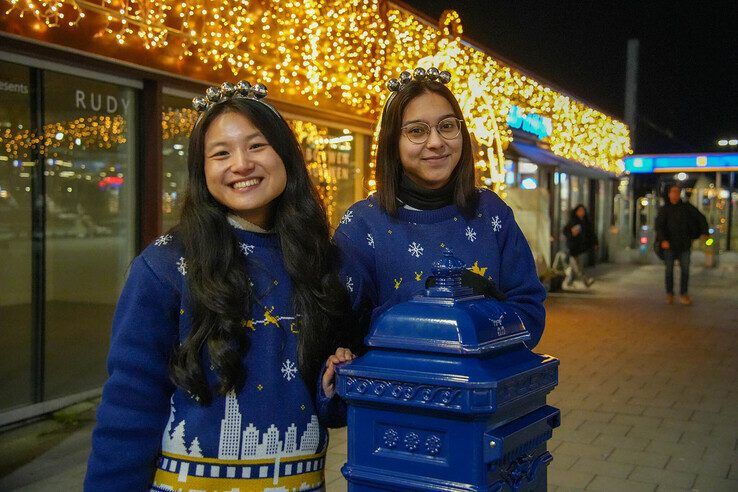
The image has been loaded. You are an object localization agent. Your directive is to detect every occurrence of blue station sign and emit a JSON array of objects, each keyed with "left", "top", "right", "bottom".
[
  {"left": 624, "top": 153, "right": 738, "bottom": 173},
  {"left": 507, "top": 105, "right": 553, "bottom": 140}
]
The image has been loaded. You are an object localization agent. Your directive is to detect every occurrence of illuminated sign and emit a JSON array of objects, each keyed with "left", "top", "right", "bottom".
[
  {"left": 507, "top": 105, "right": 553, "bottom": 140},
  {"left": 98, "top": 176, "right": 124, "bottom": 188},
  {"left": 624, "top": 153, "right": 738, "bottom": 173}
]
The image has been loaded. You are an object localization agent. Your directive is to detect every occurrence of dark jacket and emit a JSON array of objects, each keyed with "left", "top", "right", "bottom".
[
  {"left": 655, "top": 201, "right": 709, "bottom": 253},
  {"left": 563, "top": 212, "right": 598, "bottom": 257}
]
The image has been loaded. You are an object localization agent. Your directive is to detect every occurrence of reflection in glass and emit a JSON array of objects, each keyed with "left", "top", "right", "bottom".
[
  {"left": 288, "top": 120, "right": 363, "bottom": 227},
  {"left": 559, "top": 173, "right": 570, "bottom": 244},
  {"left": 162, "top": 95, "right": 196, "bottom": 231},
  {"left": 42, "top": 71, "right": 137, "bottom": 399},
  {"left": 0, "top": 60, "right": 33, "bottom": 411}
]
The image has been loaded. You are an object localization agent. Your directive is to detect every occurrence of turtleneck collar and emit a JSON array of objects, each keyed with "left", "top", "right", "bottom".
[
  {"left": 227, "top": 214, "right": 273, "bottom": 234},
  {"left": 396, "top": 173, "right": 454, "bottom": 210}
]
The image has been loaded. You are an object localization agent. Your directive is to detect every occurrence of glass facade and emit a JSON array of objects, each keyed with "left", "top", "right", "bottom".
[
  {"left": 289, "top": 120, "right": 366, "bottom": 226},
  {"left": 161, "top": 94, "right": 195, "bottom": 231},
  {"left": 42, "top": 70, "right": 138, "bottom": 400},
  {"left": 0, "top": 59, "right": 138, "bottom": 412},
  {"left": 1, "top": 64, "right": 369, "bottom": 419},
  {"left": 0, "top": 60, "right": 33, "bottom": 411}
]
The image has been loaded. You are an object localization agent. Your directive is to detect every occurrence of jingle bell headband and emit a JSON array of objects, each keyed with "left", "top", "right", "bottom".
[
  {"left": 384, "top": 66, "right": 452, "bottom": 107},
  {"left": 192, "top": 81, "right": 281, "bottom": 118}
]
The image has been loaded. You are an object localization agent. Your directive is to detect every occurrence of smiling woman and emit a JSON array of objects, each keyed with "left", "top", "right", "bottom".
[
  {"left": 85, "top": 85, "right": 353, "bottom": 491},
  {"left": 334, "top": 67, "right": 547, "bottom": 355},
  {"left": 203, "top": 112, "right": 287, "bottom": 229}
]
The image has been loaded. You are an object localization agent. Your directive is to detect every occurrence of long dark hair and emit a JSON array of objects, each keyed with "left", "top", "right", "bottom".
[
  {"left": 170, "top": 97, "right": 348, "bottom": 404},
  {"left": 375, "top": 80, "right": 477, "bottom": 215}
]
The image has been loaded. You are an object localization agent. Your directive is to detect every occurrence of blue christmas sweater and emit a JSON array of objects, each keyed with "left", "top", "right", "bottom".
[
  {"left": 334, "top": 189, "right": 547, "bottom": 347},
  {"left": 85, "top": 227, "right": 340, "bottom": 492}
]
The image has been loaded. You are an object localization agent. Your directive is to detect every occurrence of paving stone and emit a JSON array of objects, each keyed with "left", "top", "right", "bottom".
[
  {"left": 596, "top": 402, "right": 646, "bottom": 415},
  {"left": 607, "top": 448, "right": 669, "bottom": 468},
  {"left": 645, "top": 440, "right": 705, "bottom": 462},
  {"left": 691, "top": 410, "right": 734, "bottom": 425},
  {"left": 666, "top": 456, "right": 731, "bottom": 478},
  {"left": 566, "top": 410, "right": 614, "bottom": 423},
  {"left": 659, "top": 418, "right": 713, "bottom": 434},
  {"left": 655, "top": 485, "right": 692, "bottom": 492},
  {"left": 585, "top": 476, "right": 655, "bottom": 492},
  {"left": 578, "top": 421, "right": 631, "bottom": 437},
  {"left": 550, "top": 453, "right": 580, "bottom": 471},
  {"left": 556, "top": 442, "right": 613, "bottom": 461},
  {"left": 691, "top": 476, "right": 738, "bottom": 492},
  {"left": 555, "top": 427, "right": 600, "bottom": 445},
  {"left": 642, "top": 406, "right": 694, "bottom": 421},
  {"left": 611, "top": 414, "right": 662, "bottom": 428},
  {"left": 634, "top": 393, "right": 673, "bottom": 405},
  {"left": 554, "top": 486, "right": 586, "bottom": 492},
  {"left": 548, "top": 468, "right": 595, "bottom": 489},
  {"left": 626, "top": 425, "right": 682, "bottom": 443},
  {"left": 629, "top": 466, "right": 696, "bottom": 489},
  {"left": 592, "top": 433, "right": 650, "bottom": 451},
  {"left": 680, "top": 430, "right": 736, "bottom": 450},
  {"left": 702, "top": 447, "right": 738, "bottom": 465},
  {"left": 672, "top": 398, "right": 724, "bottom": 413},
  {"left": 570, "top": 458, "right": 633, "bottom": 479},
  {"left": 709, "top": 424, "right": 738, "bottom": 440}
]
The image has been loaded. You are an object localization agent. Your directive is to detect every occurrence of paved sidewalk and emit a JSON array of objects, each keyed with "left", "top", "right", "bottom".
[
  {"left": 1, "top": 260, "right": 736, "bottom": 491},
  {"left": 541, "top": 260, "right": 738, "bottom": 491}
]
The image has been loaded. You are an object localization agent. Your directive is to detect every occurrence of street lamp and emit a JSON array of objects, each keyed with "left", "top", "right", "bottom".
[{"left": 717, "top": 138, "right": 738, "bottom": 147}]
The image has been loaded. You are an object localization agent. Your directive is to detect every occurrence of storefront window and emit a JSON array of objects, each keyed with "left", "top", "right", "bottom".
[
  {"left": 504, "top": 159, "right": 516, "bottom": 186},
  {"left": 559, "top": 173, "right": 570, "bottom": 244},
  {"left": 518, "top": 160, "right": 538, "bottom": 190},
  {"left": 161, "top": 94, "right": 196, "bottom": 231},
  {"left": 0, "top": 60, "right": 33, "bottom": 411},
  {"left": 288, "top": 119, "right": 365, "bottom": 227},
  {"left": 581, "top": 177, "right": 591, "bottom": 208},
  {"left": 42, "top": 71, "right": 137, "bottom": 399},
  {"left": 570, "top": 175, "right": 580, "bottom": 206},
  {"left": 729, "top": 187, "right": 738, "bottom": 251}
]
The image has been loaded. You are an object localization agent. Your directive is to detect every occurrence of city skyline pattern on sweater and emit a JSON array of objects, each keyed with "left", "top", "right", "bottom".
[{"left": 85, "top": 227, "right": 335, "bottom": 492}]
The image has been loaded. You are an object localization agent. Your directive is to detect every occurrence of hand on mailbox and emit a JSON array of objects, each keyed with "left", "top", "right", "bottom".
[
  {"left": 425, "top": 269, "right": 507, "bottom": 301},
  {"left": 322, "top": 347, "right": 356, "bottom": 398}
]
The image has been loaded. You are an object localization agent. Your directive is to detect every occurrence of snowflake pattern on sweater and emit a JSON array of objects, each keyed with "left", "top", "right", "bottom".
[
  {"left": 86, "top": 227, "right": 340, "bottom": 492},
  {"left": 334, "top": 189, "right": 546, "bottom": 348}
]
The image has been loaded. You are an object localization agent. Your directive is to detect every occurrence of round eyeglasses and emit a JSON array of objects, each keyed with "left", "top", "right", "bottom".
[{"left": 400, "top": 117, "right": 463, "bottom": 144}]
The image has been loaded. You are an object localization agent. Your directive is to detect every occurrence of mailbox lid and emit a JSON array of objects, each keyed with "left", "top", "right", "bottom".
[
  {"left": 366, "top": 296, "right": 529, "bottom": 355},
  {"left": 338, "top": 348, "right": 556, "bottom": 389},
  {"left": 336, "top": 349, "right": 559, "bottom": 414}
]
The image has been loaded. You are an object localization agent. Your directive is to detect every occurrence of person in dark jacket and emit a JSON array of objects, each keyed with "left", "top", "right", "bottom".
[
  {"left": 655, "top": 184, "right": 709, "bottom": 305},
  {"left": 563, "top": 204, "right": 598, "bottom": 287}
]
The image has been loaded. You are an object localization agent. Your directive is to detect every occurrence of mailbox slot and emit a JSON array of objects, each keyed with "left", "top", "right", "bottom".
[{"left": 484, "top": 405, "right": 560, "bottom": 463}]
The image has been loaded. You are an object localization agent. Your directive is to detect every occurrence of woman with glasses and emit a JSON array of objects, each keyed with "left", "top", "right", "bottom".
[{"left": 335, "top": 68, "right": 546, "bottom": 351}]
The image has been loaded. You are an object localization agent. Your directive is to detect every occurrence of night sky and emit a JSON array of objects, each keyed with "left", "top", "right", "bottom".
[{"left": 401, "top": 0, "right": 738, "bottom": 155}]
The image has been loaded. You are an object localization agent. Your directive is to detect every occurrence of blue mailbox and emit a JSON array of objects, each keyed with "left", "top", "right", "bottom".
[{"left": 336, "top": 252, "right": 560, "bottom": 491}]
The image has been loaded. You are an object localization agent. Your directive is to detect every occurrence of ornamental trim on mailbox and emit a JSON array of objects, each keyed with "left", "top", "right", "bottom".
[
  {"left": 345, "top": 376, "right": 462, "bottom": 409},
  {"left": 377, "top": 424, "right": 446, "bottom": 460},
  {"left": 497, "top": 367, "right": 558, "bottom": 407}
]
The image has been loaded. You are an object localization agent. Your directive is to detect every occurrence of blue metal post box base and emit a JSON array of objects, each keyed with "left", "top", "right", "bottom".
[{"left": 337, "top": 252, "right": 560, "bottom": 492}]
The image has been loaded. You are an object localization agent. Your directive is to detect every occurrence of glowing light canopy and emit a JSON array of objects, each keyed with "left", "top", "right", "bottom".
[{"left": 4, "top": 0, "right": 632, "bottom": 189}]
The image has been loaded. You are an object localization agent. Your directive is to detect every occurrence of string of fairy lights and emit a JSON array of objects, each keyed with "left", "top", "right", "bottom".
[
  {"left": 1, "top": 115, "right": 127, "bottom": 159},
  {"left": 3, "top": 0, "right": 631, "bottom": 199}
]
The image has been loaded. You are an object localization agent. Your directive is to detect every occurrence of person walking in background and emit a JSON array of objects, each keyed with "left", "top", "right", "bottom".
[
  {"left": 562, "top": 204, "right": 598, "bottom": 287},
  {"left": 655, "top": 184, "right": 709, "bottom": 305}
]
